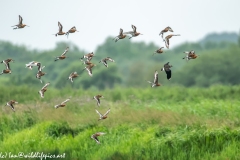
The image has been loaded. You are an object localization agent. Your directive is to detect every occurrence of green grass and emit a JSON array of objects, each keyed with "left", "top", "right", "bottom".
[{"left": 0, "top": 85, "right": 240, "bottom": 159}]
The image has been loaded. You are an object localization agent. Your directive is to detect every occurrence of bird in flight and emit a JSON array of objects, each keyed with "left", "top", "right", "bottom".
[
  {"left": 12, "top": 15, "right": 29, "bottom": 29},
  {"left": 147, "top": 70, "right": 162, "bottom": 87},
  {"left": 113, "top": 28, "right": 127, "bottom": 42},
  {"left": 161, "top": 62, "right": 173, "bottom": 80},
  {"left": 55, "top": 99, "right": 70, "bottom": 109},
  {"left": 123, "top": 25, "right": 143, "bottom": 39},
  {"left": 95, "top": 108, "right": 111, "bottom": 121},
  {"left": 91, "top": 132, "right": 106, "bottom": 144}
]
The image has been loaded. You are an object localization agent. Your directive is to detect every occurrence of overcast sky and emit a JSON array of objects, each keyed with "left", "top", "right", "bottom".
[{"left": 0, "top": 0, "right": 239, "bottom": 52}]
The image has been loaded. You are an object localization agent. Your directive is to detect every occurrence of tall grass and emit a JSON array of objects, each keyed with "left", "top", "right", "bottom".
[{"left": 0, "top": 85, "right": 240, "bottom": 159}]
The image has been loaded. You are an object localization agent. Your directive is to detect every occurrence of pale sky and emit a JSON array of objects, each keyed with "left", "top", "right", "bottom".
[{"left": 0, "top": 0, "right": 239, "bottom": 52}]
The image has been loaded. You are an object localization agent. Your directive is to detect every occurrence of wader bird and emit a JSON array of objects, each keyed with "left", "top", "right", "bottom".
[
  {"left": 123, "top": 25, "right": 142, "bottom": 39},
  {"left": 54, "top": 47, "right": 69, "bottom": 61},
  {"left": 161, "top": 62, "right": 172, "bottom": 80},
  {"left": 0, "top": 61, "right": 11, "bottom": 75},
  {"left": 36, "top": 63, "right": 46, "bottom": 83},
  {"left": 113, "top": 28, "right": 127, "bottom": 42},
  {"left": 159, "top": 26, "right": 173, "bottom": 40},
  {"left": 54, "top": 22, "right": 66, "bottom": 36},
  {"left": 95, "top": 108, "right": 111, "bottom": 121},
  {"left": 65, "top": 26, "right": 79, "bottom": 38},
  {"left": 5, "top": 100, "right": 18, "bottom": 112},
  {"left": 147, "top": 70, "right": 162, "bottom": 87},
  {"left": 183, "top": 50, "right": 198, "bottom": 61},
  {"left": 164, "top": 34, "right": 180, "bottom": 49},
  {"left": 68, "top": 72, "right": 79, "bottom": 83},
  {"left": 153, "top": 47, "right": 164, "bottom": 56},
  {"left": 93, "top": 95, "right": 104, "bottom": 107},
  {"left": 55, "top": 99, "right": 70, "bottom": 109},
  {"left": 99, "top": 57, "right": 115, "bottom": 67},
  {"left": 38, "top": 82, "right": 50, "bottom": 98},
  {"left": 91, "top": 132, "right": 105, "bottom": 144},
  {"left": 12, "top": 15, "right": 29, "bottom": 29},
  {"left": 25, "top": 61, "right": 40, "bottom": 70}
]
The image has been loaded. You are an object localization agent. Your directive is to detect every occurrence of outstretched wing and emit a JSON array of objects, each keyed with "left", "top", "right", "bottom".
[
  {"left": 103, "top": 108, "right": 111, "bottom": 116},
  {"left": 58, "top": 22, "right": 63, "bottom": 32},
  {"left": 164, "top": 38, "right": 170, "bottom": 49},
  {"left": 165, "top": 70, "right": 171, "bottom": 80},
  {"left": 41, "top": 82, "right": 50, "bottom": 90},
  {"left": 119, "top": 28, "right": 123, "bottom": 36},
  {"left": 86, "top": 67, "right": 93, "bottom": 76},
  {"left": 19, "top": 15, "right": 23, "bottom": 25},
  {"left": 131, "top": 25, "right": 136, "bottom": 32},
  {"left": 3, "top": 61, "right": 10, "bottom": 70},
  {"left": 61, "top": 47, "right": 69, "bottom": 56},
  {"left": 61, "top": 99, "right": 70, "bottom": 105},
  {"left": 153, "top": 71, "right": 158, "bottom": 84},
  {"left": 107, "top": 57, "right": 115, "bottom": 62},
  {"left": 91, "top": 135, "right": 100, "bottom": 144},
  {"left": 95, "top": 109, "right": 103, "bottom": 118},
  {"left": 94, "top": 96, "right": 100, "bottom": 106}
]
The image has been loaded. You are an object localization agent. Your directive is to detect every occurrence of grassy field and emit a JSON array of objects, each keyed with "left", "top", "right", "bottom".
[{"left": 0, "top": 85, "right": 240, "bottom": 160}]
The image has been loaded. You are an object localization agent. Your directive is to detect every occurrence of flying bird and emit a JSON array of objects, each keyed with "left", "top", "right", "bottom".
[
  {"left": 38, "top": 82, "right": 50, "bottom": 98},
  {"left": 99, "top": 57, "right": 115, "bottom": 67},
  {"left": 93, "top": 95, "right": 104, "bottom": 107},
  {"left": 159, "top": 26, "right": 173, "bottom": 39},
  {"left": 54, "top": 22, "right": 66, "bottom": 36},
  {"left": 83, "top": 63, "right": 96, "bottom": 77},
  {"left": 25, "top": 61, "right": 40, "bottom": 70},
  {"left": 65, "top": 26, "right": 79, "bottom": 38},
  {"left": 91, "top": 132, "right": 105, "bottom": 144},
  {"left": 80, "top": 52, "right": 95, "bottom": 62},
  {"left": 54, "top": 47, "right": 69, "bottom": 61},
  {"left": 147, "top": 70, "right": 162, "bottom": 87},
  {"left": 36, "top": 63, "right": 46, "bottom": 83},
  {"left": 153, "top": 47, "right": 164, "bottom": 56},
  {"left": 55, "top": 99, "right": 70, "bottom": 109},
  {"left": 164, "top": 34, "right": 180, "bottom": 49},
  {"left": 0, "top": 61, "right": 11, "bottom": 75},
  {"left": 123, "top": 25, "right": 142, "bottom": 39},
  {"left": 1, "top": 59, "right": 14, "bottom": 64},
  {"left": 12, "top": 15, "right": 29, "bottom": 29},
  {"left": 113, "top": 28, "right": 127, "bottom": 42},
  {"left": 68, "top": 72, "right": 79, "bottom": 83},
  {"left": 161, "top": 62, "right": 172, "bottom": 80},
  {"left": 95, "top": 108, "right": 111, "bottom": 121},
  {"left": 5, "top": 100, "right": 18, "bottom": 112},
  {"left": 183, "top": 50, "right": 198, "bottom": 61}
]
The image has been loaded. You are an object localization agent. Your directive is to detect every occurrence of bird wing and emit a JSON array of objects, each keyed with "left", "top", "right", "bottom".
[
  {"left": 19, "top": 15, "right": 23, "bottom": 25},
  {"left": 107, "top": 57, "right": 115, "bottom": 62},
  {"left": 3, "top": 61, "right": 10, "bottom": 70},
  {"left": 119, "top": 28, "right": 123, "bottom": 36},
  {"left": 164, "top": 38, "right": 170, "bottom": 48},
  {"left": 41, "top": 82, "right": 50, "bottom": 90},
  {"left": 61, "top": 47, "right": 69, "bottom": 56},
  {"left": 86, "top": 67, "right": 92, "bottom": 76},
  {"left": 91, "top": 135, "right": 100, "bottom": 144},
  {"left": 165, "top": 70, "right": 172, "bottom": 80},
  {"left": 94, "top": 96, "right": 100, "bottom": 106},
  {"left": 38, "top": 90, "right": 44, "bottom": 98},
  {"left": 131, "top": 25, "right": 136, "bottom": 32},
  {"left": 58, "top": 22, "right": 63, "bottom": 32},
  {"left": 103, "top": 108, "right": 111, "bottom": 116},
  {"left": 153, "top": 71, "right": 158, "bottom": 84},
  {"left": 95, "top": 109, "right": 103, "bottom": 118},
  {"left": 102, "top": 60, "right": 108, "bottom": 67},
  {"left": 61, "top": 99, "right": 70, "bottom": 105}
]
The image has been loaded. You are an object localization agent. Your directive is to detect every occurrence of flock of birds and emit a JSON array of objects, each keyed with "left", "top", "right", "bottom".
[{"left": 1, "top": 15, "right": 199, "bottom": 144}]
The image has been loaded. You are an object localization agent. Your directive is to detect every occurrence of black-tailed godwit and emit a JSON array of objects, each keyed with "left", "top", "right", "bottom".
[
  {"left": 54, "top": 47, "right": 69, "bottom": 61},
  {"left": 25, "top": 61, "right": 40, "bottom": 70},
  {"left": 5, "top": 100, "right": 18, "bottom": 112},
  {"left": 153, "top": 47, "right": 164, "bottom": 56},
  {"left": 68, "top": 72, "right": 79, "bottom": 83},
  {"left": 123, "top": 25, "right": 142, "bottom": 39},
  {"left": 54, "top": 22, "right": 66, "bottom": 36},
  {"left": 36, "top": 63, "right": 46, "bottom": 83},
  {"left": 164, "top": 34, "right": 180, "bottom": 49},
  {"left": 113, "top": 28, "right": 127, "bottom": 42},
  {"left": 91, "top": 132, "right": 105, "bottom": 144},
  {"left": 55, "top": 99, "right": 70, "bottom": 109},
  {"left": 99, "top": 57, "right": 115, "bottom": 67},
  {"left": 147, "top": 70, "right": 162, "bottom": 87},
  {"left": 65, "top": 26, "right": 79, "bottom": 38},
  {"left": 95, "top": 108, "right": 111, "bottom": 121},
  {"left": 93, "top": 95, "right": 104, "bottom": 107},
  {"left": 12, "top": 15, "right": 29, "bottom": 30},
  {"left": 159, "top": 26, "right": 173, "bottom": 39},
  {"left": 38, "top": 82, "right": 50, "bottom": 98},
  {"left": 0, "top": 61, "right": 11, "bottom": 75},
  {"left": 183, "top": 50, "right": 198, "bottom": 61}
]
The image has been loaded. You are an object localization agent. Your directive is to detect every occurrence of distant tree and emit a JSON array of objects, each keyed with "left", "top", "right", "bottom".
[{"left": 238, "top": 29, "right": 240, "bottom": 47}]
